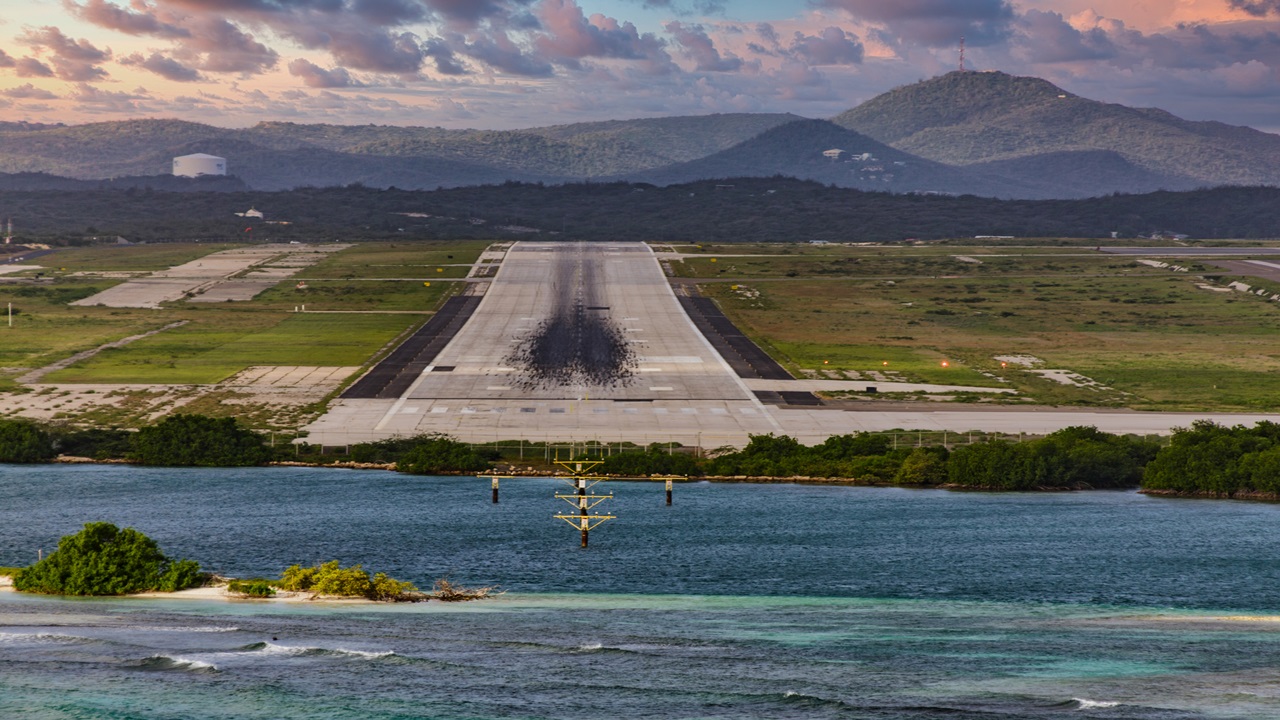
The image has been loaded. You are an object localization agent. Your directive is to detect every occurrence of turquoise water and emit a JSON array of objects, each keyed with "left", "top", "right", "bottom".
[{"left": 3, "top": 465, "right": 1280, "bottom": 718}]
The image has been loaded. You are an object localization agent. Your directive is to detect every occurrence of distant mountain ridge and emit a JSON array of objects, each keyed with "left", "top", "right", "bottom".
[
  {"left": 832, "top": 71, "right": 1280, "bottom": 188},
  {"left": 1, "top": 73, "right": 1278, "bottom": 198}
]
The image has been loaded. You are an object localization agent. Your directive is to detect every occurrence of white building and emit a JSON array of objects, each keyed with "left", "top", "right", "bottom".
[{"left": 173, "top": 153, "right": 227, "bottom": 177}]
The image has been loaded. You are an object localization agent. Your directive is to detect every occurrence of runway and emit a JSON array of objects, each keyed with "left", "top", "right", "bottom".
[
  {"left": 308, "top": 241, "right": 783, "bottom": 443},
  {"left": 305, "top": 241, "right": 1279, "bottom": 447}
]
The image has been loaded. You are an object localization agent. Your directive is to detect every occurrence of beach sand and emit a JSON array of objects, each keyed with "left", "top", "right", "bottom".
[{"left": 0, "top": 577, "right": 383, "bottom": 604}]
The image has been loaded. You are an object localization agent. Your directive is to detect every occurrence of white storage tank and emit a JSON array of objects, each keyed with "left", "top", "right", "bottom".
[{"left": 173, "top": 153, "right": 227, "bottom": 177}]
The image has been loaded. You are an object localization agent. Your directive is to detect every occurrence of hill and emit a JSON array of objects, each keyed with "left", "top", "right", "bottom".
[
  {"left": 832, "top": 71, "right": 1280, "bottom": 189},
  {"left": 626, "top": 119, "right": 1044, "bottom": 197},
  {"left": 967, "top": 150, "right": 1199, "bottom": 197},
  {"left": 0, "top": 115, "right": 800, "bottom": 190}
]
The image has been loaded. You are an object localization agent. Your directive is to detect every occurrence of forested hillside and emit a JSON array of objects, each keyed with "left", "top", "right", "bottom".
[
  {"left": 833, "top": 71, "right": 1280, "bottom": 187},
  {"left": 2, "top": 178, "right": 1277, "bottom": 244}
]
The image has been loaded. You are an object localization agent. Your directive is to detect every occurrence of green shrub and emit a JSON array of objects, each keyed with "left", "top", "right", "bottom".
[
  {"left": 368, "top": 572, "right": 417, "bottom": 601},
  {"left": 13, "top": 522, "right": 204, "bottom": 596},
  {"left": 130, "top": 414, "right": 270, "bottom": 467},
  {"left": 227, "top": 579, "right": 277, "bottom": 598},
  {"left": 276, "top": 560, "right": 418, "bottom": 600},
  {"left": 309, "top": 562, "right": 373, "bottom": 597},
  {"left": 893, "top": 447, "right": 949, "bottom": 485},
  {"left": 52, "top": 427, "right": 133, "bottom": 460},
  {"left": 278, "top": 563, "right": 319, "bottom": 591},
  {"left": 396, "top": 435, "right": 494, "bottom": 474},
  {"left": 0, "top": 419, "right": 55, "bottom": 463},
  {"left": 600, "top": 446, "right": 702, "bottom": 476},
  {"left": 1143, "top": 421, "right": 1280, "bottom": 495}
]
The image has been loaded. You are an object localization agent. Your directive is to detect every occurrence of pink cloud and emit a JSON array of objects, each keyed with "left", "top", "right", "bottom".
[
  {"left": 18, "top": 26, "right": 112, "bottom": 81},
  {"left": 120, "top": 52, "right": 205, "bottom": 81},
  {"left": 15, "top": 58, "right": 56, "bottom": 78},
  {"left": 2, "top": 83, "right": 60, "bottom": 99},
  {"left": 287, "top": 58, "right": 364, "bottom": 87},
  {"left": 666, "top": 21, "right": 743, "bottom": 71}
]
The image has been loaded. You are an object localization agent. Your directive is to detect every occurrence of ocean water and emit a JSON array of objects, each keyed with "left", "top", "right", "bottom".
[{"left": 3, "top": 464, "right": 1280, "bottom": 718}]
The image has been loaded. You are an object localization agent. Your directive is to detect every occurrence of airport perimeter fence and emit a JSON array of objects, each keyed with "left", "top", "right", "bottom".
[{"left": 301, "top": 429, "right": 1159, "bottom": 459}]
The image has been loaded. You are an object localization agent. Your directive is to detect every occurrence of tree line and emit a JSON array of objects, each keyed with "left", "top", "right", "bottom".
[
  {"left": 4, "top": 415, "right": 1277, "bottom": 497},
  {"left": 4, "top": 178, "right": 1280, "bottom": 244}
]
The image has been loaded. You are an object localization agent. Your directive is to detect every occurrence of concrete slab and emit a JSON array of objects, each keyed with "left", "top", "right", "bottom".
[{"left": 72, "top": 244, "right": 348, "bottom": 308}]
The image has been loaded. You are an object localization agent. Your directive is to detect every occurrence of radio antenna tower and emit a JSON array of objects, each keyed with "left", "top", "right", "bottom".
[{"left": 959, "top": 37, "right": 967, "bottom": 72}]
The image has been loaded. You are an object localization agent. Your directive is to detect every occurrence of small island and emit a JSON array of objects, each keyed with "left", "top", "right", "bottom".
[{"left": 1, "top": 522, "right": 493, "bottom": 603}]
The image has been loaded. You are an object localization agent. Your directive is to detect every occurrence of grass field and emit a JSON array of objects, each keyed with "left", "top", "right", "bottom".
[
  {"left": 39, "top": 243, "right": 241, "bottom": 272},
  {"left": 296, "top": 241, "right": 491, "bottom": 279},
  {"left": 692, "top": 248, "right": 1280, "bottom": 411},
  {"left": 9, "top": 238, "right": 1280, "bottom": 422},
  {"left": 0, "top": 280, "right": 167, "bottom": 371},
  {"left": 1, "top": 241, "right": 485, "bottom": 388},
  {"left": 46, "top": 312, "right": 415, "bottom": 384}
]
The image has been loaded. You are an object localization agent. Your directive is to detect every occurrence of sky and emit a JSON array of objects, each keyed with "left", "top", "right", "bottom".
[{"left": 1, "top": 0, "right": 1280, "bottom": 131}]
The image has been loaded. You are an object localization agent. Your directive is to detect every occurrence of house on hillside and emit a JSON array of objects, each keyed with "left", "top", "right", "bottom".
[{"left": 823, "top": 149, "right": 846, "bottom": 160}]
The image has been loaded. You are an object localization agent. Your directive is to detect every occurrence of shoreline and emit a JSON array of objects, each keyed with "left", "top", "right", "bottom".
[
  {"left": 0, "top": 575, "right": 401, "bottom": 604},
  {"left": 39, "top": 457, "right": 1280, "bottom": 501}
]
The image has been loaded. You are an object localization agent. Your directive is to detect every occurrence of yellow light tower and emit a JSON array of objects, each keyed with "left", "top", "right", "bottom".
[{"left": 552, "top": 456, "right": 615, "bottom": 548}]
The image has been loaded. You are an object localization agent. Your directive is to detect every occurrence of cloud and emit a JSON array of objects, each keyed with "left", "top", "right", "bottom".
[
  {"left": 774, "top": 60, "right": 836, "bottom": 101},
  {"left": 70, "top": 82, "right": 152, "bottom": 113},
  {"left": 16, "top": 58, "right": 56, "bottom": 78},
  {"left": 64, "top": 0, "right": 190, "bottom": 38},
  {"left": 121, "top": 52, "right": 205, "bottom": 81},
  {"left": 820, "top": 0, "right": 1015, "bottom": 47},
  {"left": 665, "top": 21, "right": 742, "bottom": 71},
  {"left": 0, "top": 49, "right": 14, "bottom": 68},
  {"left": 533, "top": 0, "right": 673, "bottom": 72},
  {"left": 1, "top": 84, "right": 60, "bottom": 99},
  {"left": 289, "top": 25, "right": 426, "bottom": 73},
  {"left": 177, "top": 16, "right": 279, "bottom": 74},
  {"left": 288, "top": 57, "right": 364, "bottom": 86},
  {"left": 424, "top": 37, "right": 469, "bottom": 74},
  {"left": 18, "top": 26, "right": 112, "bottom": 81},
  {"left": 457, "top": 31, "right": 554, "bottom": 76},
  {"left": 790, "top": 27, "right": 864, "bottom": 65},
  {"left": 630, "top": 0, "right": 725, "bottom": 15},
  {"left": 1015, "top": 10, "right": 1116, "bottom": 63},
  {"left": 1231, "top": 1, "right": 1280, "bottom": 16}
]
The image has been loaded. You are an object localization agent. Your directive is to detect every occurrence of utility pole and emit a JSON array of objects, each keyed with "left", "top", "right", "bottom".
[
  {"left": 552, "top": 456, "right": 614, "bottom": 548},
  {"left": 480, "top": 454, "right": 617, "bottom": 548}
]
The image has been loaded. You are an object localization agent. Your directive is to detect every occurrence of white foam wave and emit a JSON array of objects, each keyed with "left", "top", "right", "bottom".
[
  {"left": 256, "top": 642, "right": 394, "bottom": 659},
  {"left": 1074, "top": 698, "right": 1120, "bottom": 710},
  {"left": 575, "top": 642, "right": 604, "bottom": 652},
  {"left": 168, "top": 656, "right": 218, "bottom": 671},
  {"left": 145, "top": 626, "right": 240, "bottom": 633},
  {"left": 257, "top": 642, "right": 312, "bottom": 657},
  {"left": 333, "top": 647, "right": 396, "bottom": 659},
  {"left": 0, "top": 632, "right": 88, "bottom": 644}
]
